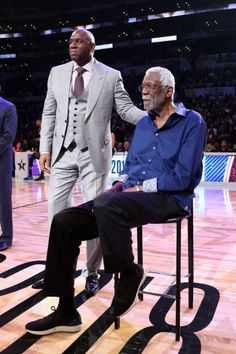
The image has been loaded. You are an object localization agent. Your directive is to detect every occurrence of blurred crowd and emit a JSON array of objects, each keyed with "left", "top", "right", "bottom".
[{"left": 4, "top": 64, "right": 236, "bottom": 155}]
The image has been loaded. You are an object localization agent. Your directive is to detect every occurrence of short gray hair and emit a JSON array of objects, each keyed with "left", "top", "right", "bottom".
[{"left": 146, "top": 66, "right": 175, "bottom": 88}]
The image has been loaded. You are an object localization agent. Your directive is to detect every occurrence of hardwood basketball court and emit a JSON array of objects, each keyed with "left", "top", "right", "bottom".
[{"left": 0, "top": 180, "right": 236, "bottom": 353}]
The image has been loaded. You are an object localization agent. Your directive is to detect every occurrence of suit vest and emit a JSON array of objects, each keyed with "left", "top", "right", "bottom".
[{"left": 63, "top": 81, "right": 90, "bottom": 150}]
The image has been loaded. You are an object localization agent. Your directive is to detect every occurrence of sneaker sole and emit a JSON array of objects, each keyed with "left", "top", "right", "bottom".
[
  {"left": 117, "top": 269, "right": 147, "bottom": 318},
  {"left": 26, "top": 324, "right": 82, "bottom": 336}
]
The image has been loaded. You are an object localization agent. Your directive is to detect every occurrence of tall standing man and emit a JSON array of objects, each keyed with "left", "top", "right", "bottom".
[
  {"left": 0, "top": 87, "right": 18, "bottom": 251},
  {"left": 33, "top": 27, "right": 145, "bottom": 294}
]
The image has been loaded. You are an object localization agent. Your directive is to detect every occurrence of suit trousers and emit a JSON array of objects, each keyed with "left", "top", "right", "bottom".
[
  {"left": 0, "top": 171, "right": 13, "bottom": 240},
  {"left": 48, "top": 146, "right": 106, "bottom": 275},
  {"left": 43, "top": 192, "right": 187, "bottom": 297}
]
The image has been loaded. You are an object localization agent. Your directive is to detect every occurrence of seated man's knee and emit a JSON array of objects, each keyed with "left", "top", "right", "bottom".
[
  {"left": 93, "top": 193, "right": 116, "bottom": 213},
  {"left": 53, "top": 209, "right": 69, "bottom": 226}
]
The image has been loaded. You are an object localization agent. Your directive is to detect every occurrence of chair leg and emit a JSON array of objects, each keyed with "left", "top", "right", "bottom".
[
  {"left": 137, "top": 226, "right": 144, "bottom": 301},
  {"left": 114, "top": 317, "right": 120, "bottom": 329},
  {"left": 135, "top": 213, "right": 192, "bottom": 341},
  {"left": 188, "top": 210, "right": 194, "bottom": 309},
  {"left": 175, "top": 219, "right": 181, "bottom": 341},
  {"left": 114, "top": 273, "right": 120, "bottom": 329}
]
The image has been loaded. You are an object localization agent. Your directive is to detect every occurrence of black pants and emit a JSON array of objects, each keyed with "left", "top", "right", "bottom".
[{"left": 44, "top": 192, "right": 187, "bottom": 298}]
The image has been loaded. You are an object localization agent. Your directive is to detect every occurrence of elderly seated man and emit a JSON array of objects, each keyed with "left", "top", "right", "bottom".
[{"left": 25, "top": 66, "right": 206, "bottom": 335}]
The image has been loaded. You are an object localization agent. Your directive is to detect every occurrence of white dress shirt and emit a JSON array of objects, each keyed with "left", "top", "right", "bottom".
[{"left": 72, "top": 57, "right": 94, "bottom": 90}]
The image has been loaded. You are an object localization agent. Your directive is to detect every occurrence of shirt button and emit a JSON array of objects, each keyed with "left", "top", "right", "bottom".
[
  {"left": 75, "top": 101, "right": 78, "bottom": 105},
  {"left": 153, "top": 146, "right": 156, "bottom": 149},
  {"left": 155, "top": 133, "right": 158, "bottom": 136},
  {"left": 148, "top": 159, "right": 151, "bottom": 162},
  {"left": 142, "top": 171, "right": 146, "bottom": 174},
  {"left": 74, "top": 114, "right": 77, "bottom": 116}
]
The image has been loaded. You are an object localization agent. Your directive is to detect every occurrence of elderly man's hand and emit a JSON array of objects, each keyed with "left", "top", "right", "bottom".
[
  {"left": 105, "top": 181, "right": 124, "bottom": 193},
  {"left": 123, "top": 185, "right": 143, "bottom": 192}
]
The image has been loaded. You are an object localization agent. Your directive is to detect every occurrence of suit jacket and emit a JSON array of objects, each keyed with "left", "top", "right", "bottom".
[
  {"left": 40, "top": 59, "right": 145, "bottom": 175},
  {"left": 0, "top": 97, "right": 18, "bottom": 172}
]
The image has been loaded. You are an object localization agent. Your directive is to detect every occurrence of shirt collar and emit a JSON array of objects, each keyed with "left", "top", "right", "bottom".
[
  {"left": 148, "top": 102, "right": 187, "bottom": 121},
  {"left": 148, "top": 102, "right": 188, "bottom": 131},
  {"left": 148, "top": 110, "right": 156, "bottom": 121},
  {"left": 175, "top": 102, "right": 189, "bottom": 117},
  {"left": 73, "top": 57, "right": 94, "bottom": 73}
]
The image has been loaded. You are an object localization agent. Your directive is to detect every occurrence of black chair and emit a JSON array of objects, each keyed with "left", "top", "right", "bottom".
[{"left": 114, "top": 199, "right": 194, "bottom": 341}]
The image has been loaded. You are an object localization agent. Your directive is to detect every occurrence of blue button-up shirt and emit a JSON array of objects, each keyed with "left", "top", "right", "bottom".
[{"left": 118, "top": 103, "right": 206, "bottom": 211}]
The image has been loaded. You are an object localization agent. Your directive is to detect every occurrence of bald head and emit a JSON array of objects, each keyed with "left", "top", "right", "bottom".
[
  {"left": 69, "top": 27, "right": 96, "bottom": 66},
  {"left": 73, "top": 26, "right": 95, "bottom": 45}
]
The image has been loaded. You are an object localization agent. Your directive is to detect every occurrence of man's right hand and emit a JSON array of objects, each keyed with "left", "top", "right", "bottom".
[{"left": 39, "top": 153, "right": 51, "bottom": 174}]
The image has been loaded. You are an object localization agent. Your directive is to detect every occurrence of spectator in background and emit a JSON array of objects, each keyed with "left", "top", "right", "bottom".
[
  {"left": 205, "top": 133, "right": 218, "bottom": 152},
  {"left": 116, "top": 142, "right": 124, "bottom": 152},
  {"left": 123, "top": 140, "right": 130, "bottom": 152},
  {"left": 24, "top": 142, "right": 45, "bottom": 181},
  {"left": 207, "top": 123, "right": 217, "bottom": 137},
  {"left": 111, "top": 132, "right": 116, "bottom": 156},
  {"left": 14, "top": 140, "right": 24, "bottom": 152},
  {"left": 24, "top": 119, "right": 44, "bottom": 181},
  {"left": 220, "top": 139, "right": 231, "bottom": 152}
]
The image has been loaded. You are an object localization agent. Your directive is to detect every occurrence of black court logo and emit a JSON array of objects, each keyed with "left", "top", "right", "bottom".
[{"left": 0, "top": 260, "right": 220, "bottom": 353}]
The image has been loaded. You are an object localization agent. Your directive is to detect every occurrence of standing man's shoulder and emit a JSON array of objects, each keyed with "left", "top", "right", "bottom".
[
  {"left": 49, "top": 61, "right": 74, "bottom": 73},
  {"left": 93, "top": 59, "right": 120, "bottom": 76}
]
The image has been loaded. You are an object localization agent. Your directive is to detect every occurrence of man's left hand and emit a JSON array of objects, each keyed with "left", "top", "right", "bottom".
[{"left": 123, "top": 185, "right": 143, "bottom": 192}]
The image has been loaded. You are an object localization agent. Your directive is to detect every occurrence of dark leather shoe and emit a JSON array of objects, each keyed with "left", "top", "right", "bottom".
[
  {"left": 32, "top": 279, "right": 44, "bottom": 289},
  {"left": 0, "top": 241, "right": 12, "bottom": 251},
  {"left": 34, "top": 175, "right": 45, "bottom": 181},
  {"left": 24, "top": 176, "right": 33, "bottom": 180},
  {"left": 85, "top": 274, "right": 99, "bottom": 296}
]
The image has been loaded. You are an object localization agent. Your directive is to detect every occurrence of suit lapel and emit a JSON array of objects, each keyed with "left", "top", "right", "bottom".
[
  {"left": 85, "top": 61, "right": 106, "bottom": 121},
  {"left": 61, "top": 62, "right": 73, "bottom": 111}
]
